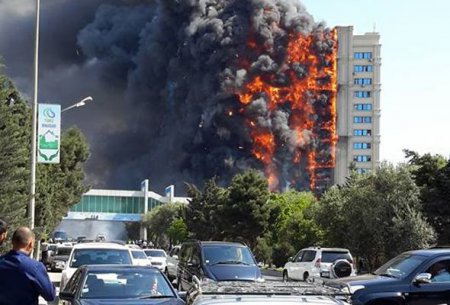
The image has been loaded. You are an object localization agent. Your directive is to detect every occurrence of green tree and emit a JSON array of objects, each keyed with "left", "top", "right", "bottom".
[
  {"left": 143, "top": 202, "right": 185, "bottom": 247},
  {"left": 185, "top": 178, "right": 228, "bottom": 240},
  {"left": 267, "top": 191, "right": 322, "bottom": 267},
  {"left": 166, "top": 218, "right": 188, "bottom": 245},
  {"left": 34, "top": 127, "right": 90, "bottom": 238},
  {"left": 405, "top": 150, "right": 450, "bottom": 244},
  {"left": 0, "top": 72, "right": 31, "bottom": 250},
  {"left": 313, "top": 163, "right": 436, "bottom": 271},
  {"left": 221, "top": 170, "right": 270, "bottom": 248}
]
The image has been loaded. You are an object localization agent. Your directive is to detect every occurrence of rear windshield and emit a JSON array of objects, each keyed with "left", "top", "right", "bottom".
[
  {"left": 202, "top": 245, "right": 256, "bottom": 265},
  {"left": 321, "top": 251, "right": 352, "bottom": 263},
  {"left": 132, "top": 251, "right": 147, "bottom": 259},
  {"left": 56, "top": 247, "right": 72, "bottom": 256},
  {"left": 144, "top": 250, "right": 166, "bottom": 257},
  {"left": 70, "top": 249, "right": 132, "bottom": 268}
]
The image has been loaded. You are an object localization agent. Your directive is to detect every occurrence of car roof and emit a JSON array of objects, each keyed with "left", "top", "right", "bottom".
[
  {"left": 199, "top": 241, "right": 247, "bottom": 247},
  {"left": 405, "top": 248, "right": 450, "bottom": 257},
  {"left": 72, "top": 242, "right": 129, "bottom": 250},
  {"left": 303, "top": 247, "right": 350, "bottom": 252},
  {"left": 82, "top": 265, "right": 162, "bottom": 272}
]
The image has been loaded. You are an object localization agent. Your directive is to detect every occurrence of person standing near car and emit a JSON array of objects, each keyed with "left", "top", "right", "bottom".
[{"left": 0, "top": 227, "right": 55, "bottom": 305}]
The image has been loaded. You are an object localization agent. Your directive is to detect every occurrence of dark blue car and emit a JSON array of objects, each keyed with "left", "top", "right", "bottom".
[
  {"left": 59, "top": 265, "right": 185, "bottom": 305},
  {"left": 177, "top": 241, "right": 263, "bottom": 291}
]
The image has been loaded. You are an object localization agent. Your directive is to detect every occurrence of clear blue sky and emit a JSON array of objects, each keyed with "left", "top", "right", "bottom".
[{"left": 301, "top": 0, "right": 450, "bottom": 163}]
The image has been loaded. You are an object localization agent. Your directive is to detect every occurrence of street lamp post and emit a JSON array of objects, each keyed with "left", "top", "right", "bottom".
[{"left": 61, "top": 96, "right": 94, "bottom": 113}]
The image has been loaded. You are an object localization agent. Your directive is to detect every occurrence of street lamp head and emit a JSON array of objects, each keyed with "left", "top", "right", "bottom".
[{"left": 79, "top": 96, "right": 93, "bottom": 104}]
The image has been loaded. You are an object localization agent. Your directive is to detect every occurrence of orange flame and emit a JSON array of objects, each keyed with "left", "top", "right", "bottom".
[{"left": 237, "top": 29, "right": 338, "bottom": 192}]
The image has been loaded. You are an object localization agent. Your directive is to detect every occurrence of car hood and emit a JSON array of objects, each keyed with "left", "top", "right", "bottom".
[
  {"left": 206, "top": 265, "right": 261, "bottom": 281},
  {"left": 80, "top": 298, "right": 182, "bottom": 305},
  {"left": 329, "top": 273, "right": 399, "bottom": 287}
]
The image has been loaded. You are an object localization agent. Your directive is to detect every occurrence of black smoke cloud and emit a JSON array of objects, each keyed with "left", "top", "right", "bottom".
[{"left": 0, "top": 0, "right": 334, "bottom": 193}]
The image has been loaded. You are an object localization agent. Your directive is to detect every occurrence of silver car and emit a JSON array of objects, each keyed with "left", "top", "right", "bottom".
[{"left": 166, "top": 245, "right": 181, "bottom": 280}]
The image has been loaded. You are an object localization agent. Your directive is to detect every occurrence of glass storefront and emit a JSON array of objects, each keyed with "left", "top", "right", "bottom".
[{"left": 70, "top": 195, "right": 163, "bottom": 214}]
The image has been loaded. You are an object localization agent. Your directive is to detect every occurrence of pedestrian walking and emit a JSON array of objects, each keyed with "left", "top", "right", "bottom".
[
  {"left": 0, "top": 219, "right": 7, "bottom": 246},
  {"left": 0, "top": 227, "right": 56, "bottom": 305}
]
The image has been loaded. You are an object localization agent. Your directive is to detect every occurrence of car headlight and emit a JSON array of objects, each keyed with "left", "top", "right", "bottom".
[{"left": 342, "top": 285, "right": 365, "bottom": 294}]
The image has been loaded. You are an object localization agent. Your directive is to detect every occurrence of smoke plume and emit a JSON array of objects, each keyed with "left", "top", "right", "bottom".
[{"left": 0, "top": 0, "right": 337, "bottom": 193}]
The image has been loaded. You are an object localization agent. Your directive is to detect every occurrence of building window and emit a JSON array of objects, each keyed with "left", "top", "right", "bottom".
[
  {"left": 354, "top": 103, "right": 373, "bottom": 111},
  {"left": 354, "top": 91, "right": 371, "bottom": 98},
  {"left": 353, "top": 155, "right": 372, "bottom": 162},
  {"left": 354, "top": 52, "right": 373, "bottom": 59},
  {"left": 354, "top": 65, "right": 373, "bottom": 73},
  {"left": 353, "top": 142, "right": 372, "bottom": 149},
  {"left": 354, "top": 78, "right": 372, "bottom": 85},
  {"left": 356, "top": 168, "right": 371, "bottom": 174},
  {"left": 353, "top": 129, "right": 372, "bottom": 136},
  {"left": 353, "top": 116, "right": 372, "bottom": 124}
]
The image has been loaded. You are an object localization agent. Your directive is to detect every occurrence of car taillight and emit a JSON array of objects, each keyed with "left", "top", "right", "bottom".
[{"left": 314, "top": 258, "right": 321, "bottom": 268}]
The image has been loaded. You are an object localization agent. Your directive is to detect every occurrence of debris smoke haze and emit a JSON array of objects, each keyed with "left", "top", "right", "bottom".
[
  {"left": 56, "top": 220, "right": 127, "bottom": 241},
  {"left": 0, "top": 0, "right": 337, "bottom": 193}
]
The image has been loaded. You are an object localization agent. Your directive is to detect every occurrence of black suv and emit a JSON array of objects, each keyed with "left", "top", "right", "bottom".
[
  {"left": 328, "top": 248, "right": 450, "bottom": 305},
  {"left": 177, "top": 240, "right": 263, "bottom": 291}
]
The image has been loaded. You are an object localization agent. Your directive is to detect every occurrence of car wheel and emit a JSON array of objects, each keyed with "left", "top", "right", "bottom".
[
  {"left": 282, "top": 270, "right": 289, "bottom": 282},
  {"left": 303, "top": 272, "right": 309, "bottom": 282},
  {"left": 332, "top": 259, "right": 352, "bottom": 278}
]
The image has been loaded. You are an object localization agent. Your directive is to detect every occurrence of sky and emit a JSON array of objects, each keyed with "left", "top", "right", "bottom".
[
  {"left": 301, "top": 0, "right": 450, "bottom": 163},
  {"left": 0, "top": 0, "right": 449, "bottom": 191}
]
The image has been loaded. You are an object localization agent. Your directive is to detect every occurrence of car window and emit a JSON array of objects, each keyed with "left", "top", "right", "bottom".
[
  {"left": 375, "top": 253, "right": 427, "bottom": 278},
  {"left": 301, "top": 250, "right": 316, "bottom": 262},
  {"left": 132, "top": 250, "right": 147, "bottom": 259},
  {"left": 321, "top": 251, "right": 352, "bottom": 263},
  {"left": 294, "top": 251, "right": 304, "bottom": 262},
  {"left": 70, "top": 249, "right": 132, "bottom": 268},
  {"left": 80, "top": 269, "right": 175, "bottom": 299},
  {"left": 144, "top": 250, "right": 167, "bottom": 257},
  {"left": 426, "top": 259, "right": 450, "bottom": 283},
  {"left": 57, "top": 247, "right": 72, "bottom": 256},
  {"left": 65, "top": 268, "right": 83, "bottom": 295},
  {"left": 180, "top": 245, "right": 193, "bottom": 263},
  {"left": 202, "top": 245, "right": 256, "bottom": 265}
]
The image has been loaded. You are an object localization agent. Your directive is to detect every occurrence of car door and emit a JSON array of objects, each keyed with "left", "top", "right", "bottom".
[
  {"left": 60, "top": 268, "right": 83, "bottom": 305},
  {"left": 178, "top": 244, "right": 193, "bottom": 291},
  {"left": 167, "top": 247, "right": 179, "bottom": 277},
  {"left": 407, "top": 257, "right": 450, "bottom": 305},
  {"left": 299, "top": 250, "right": 316, "bottom": 280},
  {"left": 289, "top": 250, "right": 304, "bottom": 280}
]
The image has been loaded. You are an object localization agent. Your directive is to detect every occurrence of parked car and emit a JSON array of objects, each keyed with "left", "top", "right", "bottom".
[
  {"left": 166, "top": 245, "right": 181, "bottom": 280},
  {"left": 283, "top": 247, "right": 355, "bottom": 282},
  {"left": 60, "top": 242, "right": 134, "bottom": 290},
  {"left": 41, "top": 243, "right": 58, "bottom": 269},
  {"left": 144, "top": 249, "right": 168, "bottom": 271},
  {"left": 50, "top": 244, "right": 73, "bottom": 272},
  {"left": 59, "top": 265, "right": 185, "bottom": 305},
  {"left": 131, "top": 248, "right": 152, "bottom": 266},
  {"left": 177, "top": 240, "right": 263, "bottom": 291},
  {"left": 186, "top": 280, "right": 350, "bottom": 305},
  {"left": 327, "top": 248, "right": 450, "bottom": 305}
]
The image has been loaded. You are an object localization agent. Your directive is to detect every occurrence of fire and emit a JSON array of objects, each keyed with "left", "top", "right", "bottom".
[{"left": 237, "top": 29, "right": 338, "bottom": 192}]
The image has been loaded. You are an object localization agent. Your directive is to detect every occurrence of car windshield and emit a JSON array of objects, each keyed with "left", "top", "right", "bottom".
[
  {"left": 374, "top": 253, "right": 427, "bottom": 278},
  {"left": 70, "top": 249, "right": 132, "bottom": 268},
  {"left": 80, "top": 269, "right": 175, "bottom": 299},
  {"left": 203, "top": 245, "right": 256, "bottom": 265},
  {"left": 132, "top": 251, "right": 147, "bottom": 259},
  {"left": 321, "top": 251, "right": 352, "bottom": 263},
  {"left": 56, "top": 247, "right": 72, "bottom": 256},
  {"left": 144, "top": 250, "right": 166, "bottom": 257}
]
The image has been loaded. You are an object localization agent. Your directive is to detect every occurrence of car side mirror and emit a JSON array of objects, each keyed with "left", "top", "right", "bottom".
[
  {"left": 288, "top": 257, "right": 293, "bottom": 262},
  {"left": 59, "top": 291, "right": 75, "bottom": 301},
  {"left": 414, "top": 273, "right": 432, "bottom": 284}
]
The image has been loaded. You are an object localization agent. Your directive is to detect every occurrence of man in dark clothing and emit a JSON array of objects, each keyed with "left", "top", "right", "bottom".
[
  {"left": 0, "top": 219, "right": 7, "bottom": 246},
  {"left": 0, "top": 227, "right": 56, "bottom": 305}
]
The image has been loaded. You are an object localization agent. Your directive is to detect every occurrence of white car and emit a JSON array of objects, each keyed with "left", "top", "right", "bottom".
[
  {"left": 166, "top": 245, "right": 181, "bottom": 280},
  {"left": 130, "top": 248, "right": 152, "bottom": 266},
  {"left": 283, "top": 247, "right": 356, "bottom": 282},
  {"left": 144, "top": 249, "right": 167, "bottom": 271},
  {"left": 60, "top": 242, "right": 134, "bottom": 290}
]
